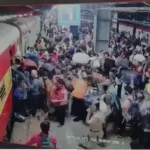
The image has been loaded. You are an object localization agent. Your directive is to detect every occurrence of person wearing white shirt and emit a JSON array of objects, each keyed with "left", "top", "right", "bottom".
[
  {"left": 79, "top": 102, "right": 105, "bottom": 149},
  {"left": 99, "top": 94, "right": 112, "bottom": 138}
]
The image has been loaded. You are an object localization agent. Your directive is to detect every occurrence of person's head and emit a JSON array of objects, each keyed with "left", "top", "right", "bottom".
[
  {"left": 90, "top": 102, "right": 100, "bottom": 113},
  {"left": 136, "top": 91, "right": 145, "bottom": 102},
  {"left": 121, "top": 52, "right": 126, "bottom": 58},
  {"left": 30, "top": 47, "right": 35, "bottom": 51},
  {"left": 124, "top": 85, "right": 133, "bottom": 95},
  {"left": 31, "top": 69, "right": 38, "bottom": 78},
  {"left": 56, "top": 78, "right": 64, "bottom": 89},
  {"left": 104, "top": 94, "right": 111, "bottom": 105},
  {"left": 19, "top": 81, "right": 27, "bottom": 92},
  {"left": 104, "top": 52, "right": 109, "bottom": 58},
  {"left": 40, "top": 121, "right": 50, "bottom": 134}
]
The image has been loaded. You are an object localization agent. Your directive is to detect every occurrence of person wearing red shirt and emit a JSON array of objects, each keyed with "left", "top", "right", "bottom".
[
  {"left": 51, "top": 78, "right": 68, "bottom": 127},
  {"left": 26, "top": 121, "right": 57, "bottom": 148},
  {"left": 51, "top": 51, "right": 59, "bottom": 66}
]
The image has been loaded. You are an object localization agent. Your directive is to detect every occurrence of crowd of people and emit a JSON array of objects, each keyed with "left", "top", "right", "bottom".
[{"left": 11, "top": 19, "right": 150, "bottom": 149}]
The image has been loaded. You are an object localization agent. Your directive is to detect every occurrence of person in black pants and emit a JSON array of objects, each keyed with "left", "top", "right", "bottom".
[
  {"left": 114, "top": 77, "right": 125, "bottom": 137},
  {"left": 30, "top": 95, "right": 39, "bottom": 117},
  {"left": 71, "top": 97, "right": 87, "bottom": 122},
  {"left": 54, "top": 105, "right": 67, "bottom": 126},
  {"left": 13, "top": 84, "right": 28, "bottom": 117}
]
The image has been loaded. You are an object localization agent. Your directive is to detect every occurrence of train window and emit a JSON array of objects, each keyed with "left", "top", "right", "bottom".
[{"left": 0, "top": 82, "right": 6, "bottom": 101}]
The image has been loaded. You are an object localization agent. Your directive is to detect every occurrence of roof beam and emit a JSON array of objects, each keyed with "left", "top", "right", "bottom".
[{"left": 143, "top": 2, "right": 150, "bottom": 7}]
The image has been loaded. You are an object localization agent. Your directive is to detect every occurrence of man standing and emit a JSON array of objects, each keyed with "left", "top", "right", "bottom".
[{"left": 79, "top": 102, "right": 105, "bottom": 149}]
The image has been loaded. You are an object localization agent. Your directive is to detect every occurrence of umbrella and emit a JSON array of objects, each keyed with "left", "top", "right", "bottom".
[
  {"left": 41, "top": 63, "right": 55, "bottom": 72},
  {"left": 133, "top": 54, "right": 146, "bottom": 63},
  {"left": 72, "top": 53, "right": 90, "bottom": 64},
  {"left": 23, "top": 59, "right": 37, "bottom": 68}
]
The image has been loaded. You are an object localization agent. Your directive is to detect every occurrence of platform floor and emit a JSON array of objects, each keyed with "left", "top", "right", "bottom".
[
  {"left": 10, "top": 83, "right": 131, "bottom": 149},
  {"left": 10, "top": 113, "right": 131, "bottom": 149}
]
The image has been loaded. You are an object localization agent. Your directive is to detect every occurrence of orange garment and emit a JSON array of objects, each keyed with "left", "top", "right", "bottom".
[{"left": 72, "top": 78, "right": 88, "bottom": 99}]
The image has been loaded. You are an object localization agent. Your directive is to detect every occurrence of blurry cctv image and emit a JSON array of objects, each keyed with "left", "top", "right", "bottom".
[{"left": 1, "top": 2, "right": 150, "bottom": 149}]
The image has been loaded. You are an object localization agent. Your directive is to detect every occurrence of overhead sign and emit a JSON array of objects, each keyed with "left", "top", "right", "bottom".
[{"left": 58, "top": 4, "right": 81, "bottom": 26}]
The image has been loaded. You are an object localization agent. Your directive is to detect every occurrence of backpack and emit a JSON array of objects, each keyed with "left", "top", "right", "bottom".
[
  {"left": 40, "top": 133, "right": 55, "bottom": 148},
  {"left": 128, "top": 99, "right": 140, "bottom": 121}
]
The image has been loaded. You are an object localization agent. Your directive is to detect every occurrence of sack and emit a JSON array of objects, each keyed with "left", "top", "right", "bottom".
[
  {"left": 40, "top": 134, "right": 55, "bottom": 148},
  {"left": 72, "top": 53, "right": 90, "bottom": 64},
  {"left": 91, "top": 58, "right": 100, "bottom": 68}
]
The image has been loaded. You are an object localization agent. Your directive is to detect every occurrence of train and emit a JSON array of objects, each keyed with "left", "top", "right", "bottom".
[
  {"left": 112, "top": 21, "right": 150, "bottom": 44},
  {"left": 0, "top": 15, "right": 41, "bottom": 141}
]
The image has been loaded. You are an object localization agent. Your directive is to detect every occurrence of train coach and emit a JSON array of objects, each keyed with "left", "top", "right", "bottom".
[
  {"left": 114, "top": 21, "right": 150, "bottom": 45},
  {"left": 0, "top": 16, "right": 41, "bottom": 141}
]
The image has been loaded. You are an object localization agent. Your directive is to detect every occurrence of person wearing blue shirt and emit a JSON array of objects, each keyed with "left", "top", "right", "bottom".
[
  {"left": 25, "top": 47, "right": 39, "bottom": 66},
  {"left": 13, "top": 81, "right": 28, "bottom": 117}
]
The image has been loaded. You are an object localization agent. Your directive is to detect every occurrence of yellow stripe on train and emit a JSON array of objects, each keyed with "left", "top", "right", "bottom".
[{"left": 0, "top": 67, "right": 12, "bottom": 115}]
